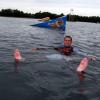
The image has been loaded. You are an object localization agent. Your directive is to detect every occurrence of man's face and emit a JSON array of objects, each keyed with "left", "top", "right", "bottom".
[{"left": 64, "top": 37, "right": 72, "bottom": 46}]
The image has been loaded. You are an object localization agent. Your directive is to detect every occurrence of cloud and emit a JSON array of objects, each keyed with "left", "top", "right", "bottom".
[{"left": 0, "top": 0, "right": 100, "bottom": 16}]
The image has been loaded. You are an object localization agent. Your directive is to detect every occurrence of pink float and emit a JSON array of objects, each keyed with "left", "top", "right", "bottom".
[
  {"left": 14, "top": 49, "right": 22, "bottom": 61},
  {"left": 77, "top": 57, "right": 89, "bottom": 72}
]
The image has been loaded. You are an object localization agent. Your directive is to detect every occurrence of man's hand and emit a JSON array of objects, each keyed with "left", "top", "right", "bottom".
[
  {"left": 91, "top": 56, "right": 96, "bottom": 60},
  {"left": 90, "top": 56, "right": 96, "bottom": 61}
]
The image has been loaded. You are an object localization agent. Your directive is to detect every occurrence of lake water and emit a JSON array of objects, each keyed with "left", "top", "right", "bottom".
[{"left": 0, "top": 16, "right": 100, "bottom": 100}]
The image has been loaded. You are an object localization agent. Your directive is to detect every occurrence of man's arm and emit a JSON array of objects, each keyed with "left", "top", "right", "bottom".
[
  {"left": 32, "top": 47, "right": 59, "bottom": 52},
  {"left": 73, "top": 47, "right": 87, "bottom": 56},
  {"left": 74, "top": 47, "right": 96, "bottom": 60},
  {"left": 32, "top": 46, "right": 63, "bottom": 53}
]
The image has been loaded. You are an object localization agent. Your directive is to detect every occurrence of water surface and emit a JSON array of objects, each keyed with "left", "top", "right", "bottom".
[{"left": 0, "top": 17, "right": 100, "bottom": 100}]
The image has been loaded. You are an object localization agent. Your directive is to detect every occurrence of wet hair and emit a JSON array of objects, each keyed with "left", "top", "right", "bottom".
[{"left": 64, "top": 36, "right": 72, "bottom": 41}]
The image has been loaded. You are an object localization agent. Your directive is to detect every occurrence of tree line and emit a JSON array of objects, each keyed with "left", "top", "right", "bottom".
[{"left": 0, "top": 9, "right": 100, "bottom": 23}]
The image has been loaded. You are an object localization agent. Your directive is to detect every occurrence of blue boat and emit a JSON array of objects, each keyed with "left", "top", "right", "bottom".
[{"left": 31, "top": 16, "right": 67, "bottom": 31}]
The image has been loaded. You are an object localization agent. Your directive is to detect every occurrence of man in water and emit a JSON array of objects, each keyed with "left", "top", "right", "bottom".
[
  {"left": 32, "top": 36, "right": 73, "bottom": 55},
  {"left": 54, "top": 36, "right": 73, "bottom": 55},
  {"left": 32, "top": 35, "right": 95, "bottom": 58}
]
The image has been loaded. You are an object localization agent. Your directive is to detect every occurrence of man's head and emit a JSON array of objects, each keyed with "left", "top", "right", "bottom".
[{"left": 64, "top": 36, "right": 72, "bottom": 46}]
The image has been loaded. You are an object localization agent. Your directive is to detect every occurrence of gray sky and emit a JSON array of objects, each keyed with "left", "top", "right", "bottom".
[{"left": 0, "top": 0, "right": 100, "bottom": 16}]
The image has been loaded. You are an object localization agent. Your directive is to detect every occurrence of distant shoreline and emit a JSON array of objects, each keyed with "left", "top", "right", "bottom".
[{"left": 0, "top": 9, "right": 100, "bottom": 23}]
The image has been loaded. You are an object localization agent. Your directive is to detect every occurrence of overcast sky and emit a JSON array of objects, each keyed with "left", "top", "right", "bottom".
[{"left": 0, "top": 0, "right": 100, "bottom": 16}]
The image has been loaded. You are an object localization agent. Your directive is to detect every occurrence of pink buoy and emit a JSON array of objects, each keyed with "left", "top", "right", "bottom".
[
  {"left": 14, "top": 49, "right": 22, "bottom": 61},
  {"left": 77, "top": 57, "right": 89, "bottom": 72}
]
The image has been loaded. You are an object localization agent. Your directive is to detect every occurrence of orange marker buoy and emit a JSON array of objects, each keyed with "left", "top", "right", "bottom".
[
  {"left": 14, "top": 49, "right": 22, "bottom": 61},
  {"left": 77, "top": 57, "right": 89, "bottom": 72}
]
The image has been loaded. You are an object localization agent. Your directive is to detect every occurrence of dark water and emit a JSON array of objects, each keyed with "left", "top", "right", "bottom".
[{"left": 0, "top": 17, "right": 100, "bottom": 100}]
